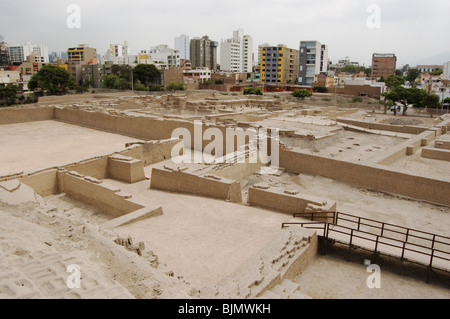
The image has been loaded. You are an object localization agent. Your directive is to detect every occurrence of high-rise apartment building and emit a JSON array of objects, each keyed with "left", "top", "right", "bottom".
[
  {"left": 67, "top": 44, "right": 97, "bottom": 64},
  {"left": 138, "top": 45, "right": 180, "bottom": 69},
  {"left": 220, "top": 29, "right": 253, "bottom": 73},
  {"left": 257, "top": 43, "right": 271, "bottom": 66},
  {"left": 190, "top": 36, "right": 218, "bottom": 71},
  {"left": 298, "top": 41, "right": 328, "bottom": 86},
  {"left": 175, "top": 34, "right": 190, "bottom": 60},
  {"left": 7, "top": 42, "right": 49, "bottom": 64},
  {"left": 0, "top": 42, "right": 8, "bottom": 66},
  {"left": 260, "top": 44, "right": 299, "bottom": 84},
  {"left": 67, "top": 44, "right": 97, "bottom": 85},
  {"left": 443, "top": 61, "right": 450, "bottom": 81},
  {"left": 149, "top": 45, "right": 180, "bottom": 69},
  {"left": 103, "top": 41, "right": 129, "bottom": 64},
  {"left": 371, "top": 53, "right": 396, "bottom": 79}
]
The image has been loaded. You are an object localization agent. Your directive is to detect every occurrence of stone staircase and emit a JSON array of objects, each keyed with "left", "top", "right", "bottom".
[
  {"left": 258, "top": 279, "right": 311, "bottom": 299},
  {"left": 214, "top": 225, "right": 317, "bottom": 299}
]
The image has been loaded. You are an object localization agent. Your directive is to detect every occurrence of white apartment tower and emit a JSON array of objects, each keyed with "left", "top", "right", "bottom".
[
  {"left": 298, "top": 40, "right": 328, "bottom": 86},
  {"left": 174, "top": 34, "right": 190, "bottom": 60},
  {"left": 7, "top": 42, "right": 49, "bottom": 63},
  {"left": 443, "top": 61, "right": 450, "bottom": 81},
  {"left": 220, "top": 29, "right": 253, "bottom": 73},
  {"left": 140, "top": 45, "right": 180, "bottom": 69},
  {"left": 103, "top": 41, "right": 129, "bottom": 64}
]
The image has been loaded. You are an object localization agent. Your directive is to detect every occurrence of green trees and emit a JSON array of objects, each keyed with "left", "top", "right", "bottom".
[
  {"left": 102, "top": 74, "right": 131, "bottom": 90},
  {"left": 132, "top": 64, "right": 160, "bottom": 87},
  {"left": 383, "top": 86, "right": 414, "bottom": 115},
  {"left": 103, "top": 64, "right": 161, "bottom": 90},
  {"left": 0, "top": 84, "right": 19, "bottom": 106},
  {"left": 166, "top": 82, "right": 185, "bottom": 92},
  {"left": 0, "top": 84, "right": 36, "bottom": 106},
  {"left": 111, "top": 64, "right": 132, "bottom": 81},
  {"left": 102, "top": 74, "right": 130, "bottom": 90},
  {"left": 383, "top": 86, "right": 441, "bottom": 116},
  {"left": 339, "top": 65, "right": 367, "bottom": 74},
  {"left": 103, "top": 74, "right": 119, "bottom": 89},
  {"left": 291, "top": 89, "right": 312, "bottom": 99},
  {"left": 429, "top": 70, "right": 443, "bottom": 76},
  {"left": 405, "top": 68, "right": 420, "bottom": 87},
  {"left": 384, "top": 75, "right": 406, "bottom": 90},
  {"left": 423, "top": 93, "right": 441, "bottom": 109},
  {"left": 313, "top": 86, "right": 328, "bottom": 93},
  {"left": 243, "top": 87, "right": 263, "bottom": 95},
  {"left": 133, "top": 83, "right": 147, "bottom": 91},
  {"left": 114, "top": 77, "right": 130, "bottom": 90},
  {"left": 28, "top": 65, "right": 75, "bottom": 95}
]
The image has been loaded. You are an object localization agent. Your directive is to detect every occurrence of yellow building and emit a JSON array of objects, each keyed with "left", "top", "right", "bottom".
[
  {"left": 67, "top": 44, "right": 97, "bottom": 64},
  {"left": 260, "top": 45, "right": 299, "bottom": 85}
]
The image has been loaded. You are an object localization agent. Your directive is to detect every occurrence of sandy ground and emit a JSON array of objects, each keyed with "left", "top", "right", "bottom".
[
  {"left": 243, "top": 172, "right": 450, "bottom": 235},
  {"left": 102, "top": 164, "right": 292, "bottom": 289},
  {"left": 241, "top": 171, "right": 450, "bottom": 299},
  {"left": 0, "top": 185, "right": 193, "bottom": 299},
  {"left": 389, "top": 148, "right": 450, "bottom": 180},
  {"left": 281, "top": 129, "right": 406, "bottom": 162},
  {"left": 1, "top": 173, "right": 448, "bottom": 299},
  {"left": 1, "top": 95, "right": 449, "bottom": 299},
  {"left": 0, "top": 120, "right": 143, "bottom": 176},
  {"left": 294, "top": 244, "right": 450, "bottom": 299}
]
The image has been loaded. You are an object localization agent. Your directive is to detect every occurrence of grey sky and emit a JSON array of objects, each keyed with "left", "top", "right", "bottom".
[{"left": 1, "top": 0, "right": 449, "bottom": 67}]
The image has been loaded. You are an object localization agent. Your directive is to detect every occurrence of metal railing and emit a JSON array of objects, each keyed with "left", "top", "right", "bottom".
[
  {"left": 293, "top": 211, "right": 337, "bottom": 224},
  {"left": 282, "top": 221, "right": 328, "bottom": 237},
  {"left": 283, "top": 211, "right": 450, "bottom": 272}
]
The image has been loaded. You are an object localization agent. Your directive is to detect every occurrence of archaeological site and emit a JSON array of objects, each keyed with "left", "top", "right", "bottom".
[{"left": 0, "top": 90, "right": 449, "bottom": 299}]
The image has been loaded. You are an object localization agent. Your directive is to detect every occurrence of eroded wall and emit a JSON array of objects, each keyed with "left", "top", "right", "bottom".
[
  {"left": 0, "top": 107, "right": 54, "bottom": 125},
  {"left": 279, "top": 148, "right": 450, "bottom": 206},
  {"left": 336, "top": 117, "right": 429, "bottom": 135},
  {"left": 421, "top": 147, "right": 450, "bottom": 162},
  {"left": 61, "top": 171, "right": 143, "bottom": 218},
  {"left": 150, "top": 167, "right": 242, "bottom": 203},
  {"left": 248, "top": 185, "right": 336, "bottom": 216}
]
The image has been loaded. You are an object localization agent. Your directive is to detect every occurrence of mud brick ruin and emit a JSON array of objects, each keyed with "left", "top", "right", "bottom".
[{"left": 0, "top": 90, "right": 449, "bottom": 299}]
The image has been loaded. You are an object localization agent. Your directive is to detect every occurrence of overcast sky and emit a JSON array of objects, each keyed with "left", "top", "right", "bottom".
[{"left": 1, "top": 0, "right": 449, "bottom": 67}]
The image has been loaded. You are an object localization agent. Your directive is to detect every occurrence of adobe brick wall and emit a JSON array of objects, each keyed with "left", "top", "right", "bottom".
[
  {"left": 247, "top": 186, "right": 336, "bottom": 216},
  {"left": 108, "top": 156, "right": 145, "bottom": 183},
  {"left": 336, "top": 117, "right": 429, "bottom": 135},
  {"left": 150, "top": 167, "right": 242, "bottom": 203},
  {"left": 0, "top": 107, "right": 54, "bottom": 125},
  {"left": 216, "top": 226, "right": 318, "bottom": 298},
  {"left": 62, "top": 171, "right": 143, "bottom": 218},
  {"left": 54, "top": 107, "right": 271, "bottom": 156},
  {"left": 421, "top": 147, "right": 450, "bottom": 162},
  {"left": 367, "top": 130, "right": 437, "bottom": 165},
  {"left": 20, "top": 169, "right": 58, "bottom": 197},
  {"left": 62, "top": 157, "right": 109, "bottom": 180},
  {"left": 434, "top": 139, "right": 450, "bottom": 150},
  {"left": 330, "top": 85, "right": 382, "bottom": 99},
  {"left": 279, "top": 148, "right": 450, "bottom": 206}
]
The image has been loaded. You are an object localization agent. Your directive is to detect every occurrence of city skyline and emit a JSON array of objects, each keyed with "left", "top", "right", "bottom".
[{"left": 1, "top": 0, "right": 450, "bottom": 68}]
